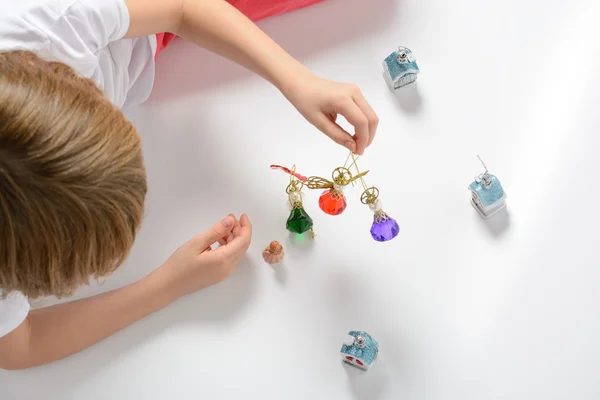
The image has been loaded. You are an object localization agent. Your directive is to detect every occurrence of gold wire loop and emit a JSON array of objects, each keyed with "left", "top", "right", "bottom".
[
  {"left": 307, "top": 163, "right": 369, "bottom": 191},
  {"left": 348, "top": 170, "right": 370, "bottom": 185},
  {"left": 286, "top": 179, "right": 304, "bottom": 194},
  {"left": 276, "top": 164, "right": 315, "bottom": 238},
  {"left": 290, "top": 165, "right": 296, "bottom": 184},
  {"left": 332, "top": 167, "right": 352, "bottom": 185},
  {"left": 344, "top": 153, "right": 371, "bottom": 190},
  {"left": 284, "top": 165, "right": 306, "bottom": 208},
  {"left": 333, "top": 166, "right": 370, "bottom": 187},
  {"left": 360, "top": 187, "right": 380, "bottom": 205},
  {"left": 346, "top": 153, "right": 381, "bottom": 210}
]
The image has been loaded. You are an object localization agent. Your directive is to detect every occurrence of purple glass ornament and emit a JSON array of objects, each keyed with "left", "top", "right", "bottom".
[{"left": 370, "top": 214, "right": 399, "bottom": 242}]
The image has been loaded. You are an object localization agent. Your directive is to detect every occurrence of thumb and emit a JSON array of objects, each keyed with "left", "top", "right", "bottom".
[{"left": 190, "top": 216, "right": 235, "bottom": 253}]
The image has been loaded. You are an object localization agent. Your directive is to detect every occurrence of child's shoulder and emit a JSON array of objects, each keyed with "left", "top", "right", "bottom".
[
  {"left": 0, "top": 291, "right": 30, "bottom": 339},
  {"left": 1, "top": 0, "right": 156, "bottom": 107},
  {"left": 1, "top": 0, "right": 130, "bottom": 54},
  {"left": 0, "top": 2, "right": 52, "bottom": 52}
]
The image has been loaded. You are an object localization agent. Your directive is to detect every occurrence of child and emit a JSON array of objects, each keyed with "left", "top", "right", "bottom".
[{"left": 0, "top": 0, "right": 378, "bottom": 370}]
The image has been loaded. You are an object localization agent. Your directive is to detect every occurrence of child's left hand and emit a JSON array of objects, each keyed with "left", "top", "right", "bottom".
[{"left": 283, "top": 75, "right": 379, "bottom": 155}]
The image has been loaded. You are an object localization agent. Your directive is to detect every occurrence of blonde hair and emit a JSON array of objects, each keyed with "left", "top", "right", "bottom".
[{"left": 0, "top": 51, "right": 147, "bottom": 298}]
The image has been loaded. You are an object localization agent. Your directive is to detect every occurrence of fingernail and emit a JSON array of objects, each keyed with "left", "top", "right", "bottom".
[
  {"left": 346, "top": 141, "right": 356, "bottom": 151},
  {"left": 222, "top": 216, "right": 234, "bottom": 228}
]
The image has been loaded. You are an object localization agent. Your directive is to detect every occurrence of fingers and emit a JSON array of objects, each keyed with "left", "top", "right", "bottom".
[
  {"left": 213, "top": 213, "right": 252, "bottom": 261},
  {"left": 232, "top": 216, "right": 241, "bottom": 238},
  {"left": 239, "top": 213, "right": 251, "bottom": 232},
  {"left": 352, "top": 92, "right": 379, "bottom": 147},
  {"left": 336, "top": 99, "right": 369, "bottom": 155},
  {"left": 190, "top": 215, "right": 235, "bottom": 253},
  {"left": 315, "top": 84, "right": 378, "bottom": 154},
  {"left": 217, "top": 214, "right": 240, "bottom": 246},
  {"left": 314, "top": 114, "right": 357, "bottom": 154}
]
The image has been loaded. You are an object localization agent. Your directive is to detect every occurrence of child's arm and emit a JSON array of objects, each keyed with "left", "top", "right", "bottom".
[
  {"left": 124, "top": 0, "right": 378, "bottom": 155},
  {"left": 0, "top": 270, "right": 172, "bottom": 370},
  {"left": 0, "top": 215, "right": 251, "bottom": 370}
]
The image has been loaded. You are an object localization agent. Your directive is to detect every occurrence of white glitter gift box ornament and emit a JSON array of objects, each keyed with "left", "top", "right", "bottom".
[
  {"left": 382, "top": 46, "right": 420, "bottom": 90},
  {"left": 340, "top": 331, "right": 379, "bottom": 371},
  {"left": 468, "top": 156, "right": 507, "bottom": 218}
]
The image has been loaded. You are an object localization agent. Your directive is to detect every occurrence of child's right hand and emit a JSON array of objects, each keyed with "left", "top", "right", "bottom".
[{"left": 154, "top": 214, "right": 252, "bottom": 299}]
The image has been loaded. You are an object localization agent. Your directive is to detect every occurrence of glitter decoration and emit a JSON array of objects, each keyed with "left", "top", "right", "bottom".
[
  {"left": 340, "top": 331, "right": 379, "bottom": 371},
  {"left": 468, "top": 156, "right": 507, "bottom": 218},
  {"left": 382, "top": 46, "right": 420, "bottom": 90}
]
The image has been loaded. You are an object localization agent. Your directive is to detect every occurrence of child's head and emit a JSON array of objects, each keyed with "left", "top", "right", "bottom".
[{"left": 0, "top": 51, "right": 147, "bottom": 298}]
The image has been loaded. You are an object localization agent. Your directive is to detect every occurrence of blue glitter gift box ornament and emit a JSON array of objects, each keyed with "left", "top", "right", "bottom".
[
  {"left": 382, "top": 46, "right": 420, "bottom": 90},
  {"left": 340, "top": 331, "right": 379, "bottom": 371},
  {"left": 468, "top": 156, "right": 507, "bottom": 218}
]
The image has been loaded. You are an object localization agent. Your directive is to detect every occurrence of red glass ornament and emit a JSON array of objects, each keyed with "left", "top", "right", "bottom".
[{"left": 319, "top": 189, "right": 347, "bottom": 215}]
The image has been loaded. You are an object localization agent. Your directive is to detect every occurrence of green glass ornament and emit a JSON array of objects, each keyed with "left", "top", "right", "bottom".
[{"left": 286, "top": 206, "right": 313, "bottom": 234}]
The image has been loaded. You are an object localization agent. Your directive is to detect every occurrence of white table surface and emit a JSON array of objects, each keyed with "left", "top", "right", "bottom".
[{"left": 3, "top": 0, "right": 600, "bottom": 398}]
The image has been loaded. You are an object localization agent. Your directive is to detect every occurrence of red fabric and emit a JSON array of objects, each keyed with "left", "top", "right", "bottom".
[
  {"left": 154, "top": 0, "right": 325, "bottom": 59},
  {"left": 155, "top": 32, "right": 177, "bottom": 60},
  {"left": 227, "top": 0, "right": 325, "bottom": 22}
]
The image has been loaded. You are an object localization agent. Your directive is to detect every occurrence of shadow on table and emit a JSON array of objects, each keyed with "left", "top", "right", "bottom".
[
  {"left": 388, "top": 80, "right": 423, "bottom": 114},
  {"left": 287, "top": 231, "right": 316, "bottom": 252},
  {"left": 344, "top": 361, "right": 391, "bottom": 400},
  {"left": 10, "top": 256, "right": 259, "bottom": 392},
  {"left": 270, "top": 261, "right": 289, "bottom": 285},
  {"left": 476, "top": 207, "right": 511, "bottom": 238},
  {"left": 149, "top": 0, "right": 399, "bottom": 101}
]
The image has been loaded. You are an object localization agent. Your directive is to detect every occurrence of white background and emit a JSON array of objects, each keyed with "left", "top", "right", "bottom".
[{"left": 3, "top": 0, "right": 600, "bottom": 398}]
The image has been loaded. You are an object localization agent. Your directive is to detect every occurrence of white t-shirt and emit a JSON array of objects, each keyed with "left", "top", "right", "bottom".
[
  {"left": 0, "top": 0, "right": 157, "bottom": 107},
  {"left": 0, "top": 292, "right": 30, "bottom": 338},
  {"left": 0, "top": 0, "right": 158, "bottom": 338}
]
